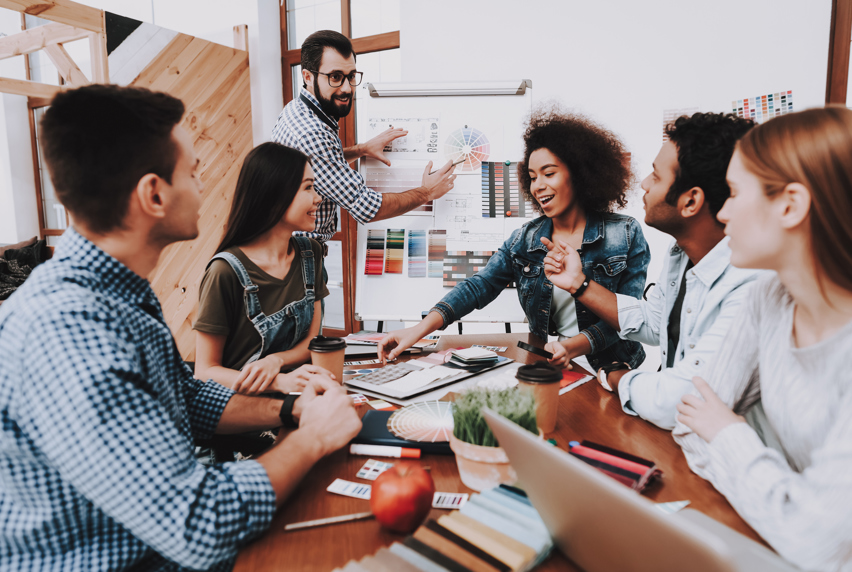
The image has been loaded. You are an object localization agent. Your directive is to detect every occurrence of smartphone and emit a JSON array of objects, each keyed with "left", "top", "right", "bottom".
[{"left": 516, "top": 340, "right": 553, "bottom": 359}]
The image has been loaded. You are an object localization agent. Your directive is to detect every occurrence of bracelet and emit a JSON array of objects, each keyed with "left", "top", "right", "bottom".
[
  {"left": 572, "top": 278, "right": 590, "bottom": 298},
  {"left": 278, "top": 394, "right": 299, "bottom": 429}
]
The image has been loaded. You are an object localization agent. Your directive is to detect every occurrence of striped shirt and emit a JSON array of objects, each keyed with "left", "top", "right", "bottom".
[
  {"left": 673, "top": 276, "right": 852, "bottom": 571},
  {"left": 0, "top": 228, "right": 276, "bottom": 571},
  {"left": 271, "top": 89, "right": 382, "bottom": 242}
]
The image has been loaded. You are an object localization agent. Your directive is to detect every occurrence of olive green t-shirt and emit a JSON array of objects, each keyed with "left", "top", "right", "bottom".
[{"left": 193, "top": 239, "right": 328, "bottom": 370}]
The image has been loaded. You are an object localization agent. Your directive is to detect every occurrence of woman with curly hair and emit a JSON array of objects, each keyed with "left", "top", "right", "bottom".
[{"left": 378, "top": 107, "right": 649, "bottom": 372}]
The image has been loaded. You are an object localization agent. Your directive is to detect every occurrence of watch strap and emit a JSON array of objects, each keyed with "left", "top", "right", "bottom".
[{"left": 278, "top": 394, "right": 300, "bottom": 429}]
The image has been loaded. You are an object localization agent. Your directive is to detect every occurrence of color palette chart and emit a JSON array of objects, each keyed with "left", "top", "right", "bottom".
[
  {"left": 662, "top": 107, "right": 699, "bottom": 142},
  {"left": 444, "top": 125, "right": 490, "bottom": 172},
  {"left": 428, "top": 229, "right": 446, "bottom": 278},
  {"left": 443, "top": 251, "right": 495, "bottom": 287},
  {"left": 408, "top": 230, "right": 427, "bottom": 277},
  {"left": 480, "top": 161, "right": 531, "bottom": 218},
  {"left": 365, "top": 164, "right": 432, "bottom": 213},
  {"left": 365, "top": 229, "right": 385, "bottom": 275},
  {"left": 385, "top": 229, "right": 404, "bottom": 274},
  {"left": 733, "top": 90, "right": 792, "bottom": 124}
]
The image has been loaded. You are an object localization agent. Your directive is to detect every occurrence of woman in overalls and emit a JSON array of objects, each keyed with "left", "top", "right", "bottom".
[{"left": 193, "top": 142, "right": 332, "bottom": 396}]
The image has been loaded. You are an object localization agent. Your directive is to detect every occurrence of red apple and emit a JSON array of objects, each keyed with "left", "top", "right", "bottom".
[{"left": 370, "top": 463, "right": 435, "bottom": 533}]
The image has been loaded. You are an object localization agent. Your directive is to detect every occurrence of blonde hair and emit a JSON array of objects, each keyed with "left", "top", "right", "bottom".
[{"left": 737, "top": 106, "right": 852, "bottom": 292}]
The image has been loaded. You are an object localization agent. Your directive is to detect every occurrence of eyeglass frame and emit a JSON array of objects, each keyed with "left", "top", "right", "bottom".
[{"left": 307, "top": 70, "right": 364, "bottom": 87}]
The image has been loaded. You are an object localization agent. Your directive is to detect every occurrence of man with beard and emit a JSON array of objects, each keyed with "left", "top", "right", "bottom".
[
  {"left": 542, "top": 112, "right": 765, "bottom": 431},
  {"left": 271, "top": 30, "right": 456, "bottom": 253}
]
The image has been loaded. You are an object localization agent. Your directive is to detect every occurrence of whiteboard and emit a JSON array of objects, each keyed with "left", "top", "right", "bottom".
[{"left": 354, "top": 81, "right": 533, "bottom": 322}]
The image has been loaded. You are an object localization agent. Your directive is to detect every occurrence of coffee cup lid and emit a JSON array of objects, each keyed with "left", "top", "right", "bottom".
[
  {"left": 516, "top": 362, "right": 562, "bottom": 384},
  {"left": 308, "top": 335, "right": 346, "bottom": 352}
]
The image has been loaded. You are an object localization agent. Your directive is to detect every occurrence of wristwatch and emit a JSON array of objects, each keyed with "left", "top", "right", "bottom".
[
  {"left": 278, "top": 394, "right": 300, "bottom": 429},
  {"left": 597, "top": 362, "right": 630, "bottom": 393}
]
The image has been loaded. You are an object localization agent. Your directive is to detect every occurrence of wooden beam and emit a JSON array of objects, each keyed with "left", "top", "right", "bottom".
[
  {"left": 233, "top": 24, "right": 249, "bottom": 52},
  {"left": 0, "top": 22, "right": 89, "bottom": 60},
  {"left": 0, "top": 0, "right": 104, "bottom": 33},
  {"left": 280, "top": 1, "right": 293, "bottom": 104},
  {"left": 88, "top": 31, "right": 108, "bottom": 83},
  {"left": 340, "top": 0, "right": 351, "bottom": 38},
  {"left": 351, "top": 31, "right": 399, "bottom": 55},
  {"left": 43, "top": 43, "right": 88, "bottom": 86},
  {"left": 826, "top": 0, "right": 852, "bottom": 104},
  {"left": 0, "top": 76, "right": 61, "bottom": 98}
]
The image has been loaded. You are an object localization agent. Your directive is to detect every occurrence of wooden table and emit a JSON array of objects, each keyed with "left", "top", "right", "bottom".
[{"left": 234, "top": 333, "right": 761, "bottom": 571}]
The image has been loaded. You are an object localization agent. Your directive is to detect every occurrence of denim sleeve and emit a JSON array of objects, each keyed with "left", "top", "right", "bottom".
[
  {"left": 431, "top": 234, "right": 517, "bottom": 327},
  {"left": 580, "top": 220, "right": 651, "bottom": 353}
]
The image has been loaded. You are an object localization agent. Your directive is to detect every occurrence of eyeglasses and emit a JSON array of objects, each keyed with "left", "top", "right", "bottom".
[{"left": 310, "top": 70, "right": 363, "bottom": 87}]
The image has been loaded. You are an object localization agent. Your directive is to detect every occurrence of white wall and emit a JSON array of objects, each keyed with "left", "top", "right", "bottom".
[{"left": 398, "top": 0, "right": 832, "bottom": 365}]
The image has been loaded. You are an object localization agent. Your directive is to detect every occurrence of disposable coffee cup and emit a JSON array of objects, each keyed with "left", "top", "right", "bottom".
[
  {"left": 516, "top": 362, "right": 562, "bottom": 433},
  {"left": 308, "top": 336, "right": 347, "bottom": 384}
]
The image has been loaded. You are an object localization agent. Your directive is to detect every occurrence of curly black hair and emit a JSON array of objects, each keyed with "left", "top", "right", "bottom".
[
  {"left": 519, "top": 106, "right": 633, "bottom": 215},
  {"left": 664, "top": 112, "right": 754, "bottom": 216}
]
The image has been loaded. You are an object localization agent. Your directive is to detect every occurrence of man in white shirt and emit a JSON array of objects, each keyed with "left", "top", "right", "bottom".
[{"left": 543, "top": 112, "right": 760, "bottom": 429}]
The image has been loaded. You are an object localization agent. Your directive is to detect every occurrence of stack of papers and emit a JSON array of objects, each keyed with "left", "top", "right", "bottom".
[{"left": 447, "top": 348, "right": 499, "bottom": 369}]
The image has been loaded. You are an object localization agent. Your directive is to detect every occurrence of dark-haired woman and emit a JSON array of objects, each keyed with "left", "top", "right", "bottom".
[
  {"left": 194, "top": 142, "right": 331, "bottom": 395},
  {"left": 378, "top": 109, "right": 649, "bottom": 371}
]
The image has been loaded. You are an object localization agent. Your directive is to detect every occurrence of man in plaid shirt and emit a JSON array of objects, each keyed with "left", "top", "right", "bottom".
[
  {"left": 272, "top": 30, "right": 457, "bottom": 245},
  {"left": 0, "top": 85, "right": 361, "bottom": 571}
]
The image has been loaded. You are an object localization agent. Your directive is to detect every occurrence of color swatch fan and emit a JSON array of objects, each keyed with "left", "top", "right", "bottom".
[
  {"left": 444, "top": 126, "right": 490, "bottom": 172},
  {"left": 388, "top": 401, "right": 454, "bottom": 442}
]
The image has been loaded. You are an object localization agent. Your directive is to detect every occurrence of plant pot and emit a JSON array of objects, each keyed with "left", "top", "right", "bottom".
[{"left": 449, "top": 433, "right": 517, "bottom": 492}]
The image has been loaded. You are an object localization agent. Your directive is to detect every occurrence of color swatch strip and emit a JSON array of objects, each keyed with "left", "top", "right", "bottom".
[
  {"left": 385, "top": 229, "right": 404, "bottom": 274},
  {"left": 365, "top": 229, "right": 385, "bottom": 275},
  {"left": 428, "top": 230, "right": 447, "bottom": 278},
  {"left": 443, "top": 251, "right": 495, "bottom": 287},
  {"left": 732, "top": 90, "right": 793, "bottom": 124},
  {"left": 662, "top": 107, "right": 699, "bottom": 142},
  {"left": 408, "top": 230, "right": 427, "bottom": 277},
  {"left": 481, "top": 162, "right": 529, "bottom": 218}
]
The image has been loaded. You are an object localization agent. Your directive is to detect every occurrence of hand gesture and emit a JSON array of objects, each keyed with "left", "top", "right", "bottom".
[
  {"left": 377, "top": 327, "right": 423, "bottom": 364},
  {"left": 361, "top": 127, "right": 408, "bottom": 166},
  {"left": 421, "top": 160, "right": 457, "bottom": 201},
  {"left": 294, "top": 382, "right": 362, "bottom": 457},
  {"left": 544, "top": 341, "right": 572, "bottom": 368},
  {"left": 541, "top": 237, "right": 584, "bottom": 293},
  {"left": 273, "top": 364, "right": 336, "bottom": 393},
  {"left": 233, "top": 355, "right": 283, "bottom": 395},
  {"left": 676, "top": 377, "right": 745, "bottom": 443}
]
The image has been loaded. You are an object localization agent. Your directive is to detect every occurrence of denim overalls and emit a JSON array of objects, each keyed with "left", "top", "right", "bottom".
[{"left": 210, "top": 236, "right": 316, "bottom": 367}]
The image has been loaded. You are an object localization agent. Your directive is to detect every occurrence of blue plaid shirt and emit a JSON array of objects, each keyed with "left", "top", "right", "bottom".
[
  {"left": 271, "top": 88, "right": 382, "bottom": 242},
  {"left": 0, "top": 229, "right": 276, "bottom": 571}
]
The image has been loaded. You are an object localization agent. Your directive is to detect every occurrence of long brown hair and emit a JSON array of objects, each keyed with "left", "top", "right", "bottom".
[
  {"left": 736, "top": 106, "right": 852, "bottom": 292},
  {"left": 217, "top": 142, "right": 309, "bottom": 253}
]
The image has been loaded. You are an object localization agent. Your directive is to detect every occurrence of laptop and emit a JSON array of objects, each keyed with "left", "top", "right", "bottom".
[{"left": 481, "top": 408, "right": 799, "bottom": 572}]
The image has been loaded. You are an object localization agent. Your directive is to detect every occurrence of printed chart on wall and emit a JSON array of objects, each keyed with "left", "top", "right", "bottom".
[
  {"left": 354, "top": 81, "right": 533, "bottom": 322},
  {"left": 732, "top": 90, "right": 793, "bottom": 124}
]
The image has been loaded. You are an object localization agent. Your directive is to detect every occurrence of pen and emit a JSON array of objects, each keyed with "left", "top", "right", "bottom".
[
  {"left": 429, "top": 158, "right": 464, "bottom": 175},
  {"left": 350, "top": 444, "right": 421, "bottom": 458},
  {"left": 284, "top": 511, "right": 374, "bottom": 531}
]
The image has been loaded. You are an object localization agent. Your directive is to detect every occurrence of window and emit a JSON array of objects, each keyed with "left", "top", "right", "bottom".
[
  {"left": 286, "top": 0, "right": 342, "bottom": 50},
  {"left": 350, "top": 0, "right": 399, "bottom": 39}
]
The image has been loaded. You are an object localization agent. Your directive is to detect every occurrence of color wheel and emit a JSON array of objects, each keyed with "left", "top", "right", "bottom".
[
  {"left": 387, "top": 401, "right": 454, "bottom": 442},
  {"left": 445, "top": 126, "right": 490, "bottom": 172}
]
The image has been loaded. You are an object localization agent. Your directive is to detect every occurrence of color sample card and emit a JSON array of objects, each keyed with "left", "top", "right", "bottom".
[
  {"left": 732, "top": 91, "right": 792, "bottom": 124},
  {"left": 365, "top": 163, "right": 432, "bottom": 213},
  {"left": 444, "top": 125, "right": 490, "bottom": 172},
  {"left": 385, "top": 229, "right": 405, "bottom": 274},
  {"left": 349, "top": 393, "right": 369, "bottom": 404},
  {"left": 480, "top": 162, "right": 531, "bottom": 218},
  {"left": 365, "top": 229, "right": 385, "bottom": 275},
  {"left": 344, "top": 359, "right": 385, "bottom": 366},
  {"left": 428, "top": 229, "right": 447, "bottom": 278},
  {"left": 367, "top": 399, "right": 398, "bottom": 411},
  {"left": 408, "top": 229, "right": 427, "bottom": 277},
  {"left": 327, "top": 478, "right": 371, "bottom": 500},
  {"left": 472, "top": 344, "right": 507, "bottom": 352},
  {"left": 662, "top": 107, "right": 699, "bottom": 142},
  {"left": 356, "top": 459, "right": 394, "bottom": 481},
  {"left": 442, "top": 251, "right": 495, "bottom": 287},
  {"left": 432, "top": 492, "right": 469, "bottom": 509}
]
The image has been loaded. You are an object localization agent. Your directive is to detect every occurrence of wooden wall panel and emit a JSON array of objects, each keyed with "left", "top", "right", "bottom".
[{"left": 139, "top": 34, "right": 253, "bottom": 360}]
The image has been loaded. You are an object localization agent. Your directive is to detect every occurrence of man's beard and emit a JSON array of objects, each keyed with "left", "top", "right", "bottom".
[{"left": 314, "top": 76, "right": 352, "bottom": 119}]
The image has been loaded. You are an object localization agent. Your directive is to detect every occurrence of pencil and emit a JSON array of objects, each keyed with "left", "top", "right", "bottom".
[{"left": 284, "top": 511, "right": 374, "bottom": 531}]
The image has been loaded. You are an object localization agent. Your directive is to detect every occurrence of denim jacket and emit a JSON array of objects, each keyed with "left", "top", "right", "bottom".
[{"left": 431, "top": 213, "right": 650, "bottom": 371}]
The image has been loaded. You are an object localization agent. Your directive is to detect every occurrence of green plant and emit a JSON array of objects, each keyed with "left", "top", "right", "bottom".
[{"left": 452, "top": 388, "right": 537, "bottom": 447}]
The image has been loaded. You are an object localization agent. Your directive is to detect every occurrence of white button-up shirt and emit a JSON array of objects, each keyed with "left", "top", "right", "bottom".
[{"left": 614, "top": 237, "right": 764, "bottom": 429}]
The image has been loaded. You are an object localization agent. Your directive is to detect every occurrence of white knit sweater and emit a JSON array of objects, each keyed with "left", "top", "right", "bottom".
[{"left": 673, "top": 275, "right": 852, "bottom": 572}]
